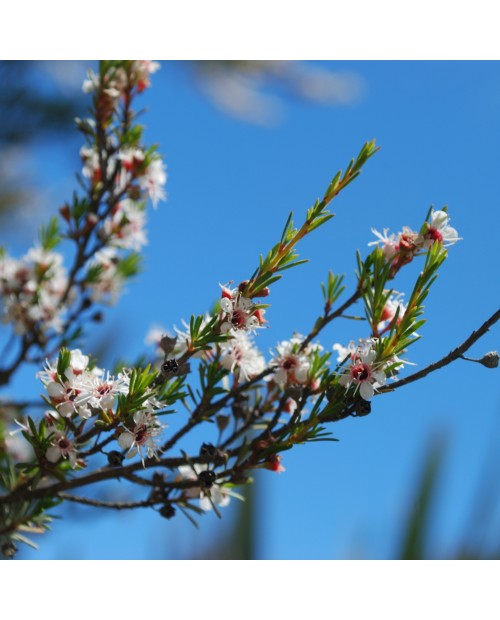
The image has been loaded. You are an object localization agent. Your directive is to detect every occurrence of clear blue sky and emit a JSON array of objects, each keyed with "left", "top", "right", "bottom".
[{"left": 10, "top": 60, "right": 500, "bottom": 559}]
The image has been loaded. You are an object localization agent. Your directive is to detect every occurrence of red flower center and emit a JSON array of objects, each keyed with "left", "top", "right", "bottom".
[
  {"left": 231, "top": 310, "right": 246, "bottom": 328},
  {"left": 351, "top": 363, "right": 371, "bottom": 383},
  {"left": 426, "top": 227, "right": 443, "bottom": 243}
]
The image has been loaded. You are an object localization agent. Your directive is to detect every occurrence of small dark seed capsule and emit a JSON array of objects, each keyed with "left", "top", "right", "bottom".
[
  {"left": 159, "top": 503, "right": 176, "bottom": 519},
  {"left": 200, "top": 442, "right": 217, "bottom": 457},
  {"left": 354, "top": 400, "right": 371, "bottom": 416},
  {"left": 479, "top": 351, "right": 499, "bottom": 369},
  {"left": 198, "top": 470, "right": 217, "bottom": 489},
  {"left": 162, "top": 359, "right": 179, "bottom": 375},
  {"left": 107, "top": 450, "right": 125, "bottom": 467},
  {"left": 160, "top": 335, "right": 177, "bottom": 355}
]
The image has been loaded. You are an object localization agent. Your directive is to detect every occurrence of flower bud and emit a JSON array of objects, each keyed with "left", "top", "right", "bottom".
[
  {"left": 86, "top": 213, "right": 99, "bottom": 229},
  {"left": 263, "top": 454, "right": 285, "bottom": 473},
  {"left": 59, "top": 204, "right": 71, "bottom": 222}
]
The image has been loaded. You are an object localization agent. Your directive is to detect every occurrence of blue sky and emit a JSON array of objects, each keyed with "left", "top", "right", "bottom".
[{"left": 8, "top": 60, "right": 500, "bottom": 559}]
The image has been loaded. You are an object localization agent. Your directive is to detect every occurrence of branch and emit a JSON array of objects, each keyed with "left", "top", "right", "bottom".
[
  {"left": 58, "top": 493, "right": 156, "bottom": 510},
  {"left": 379, "top": 307, "right": 500, "bottom": 393}
]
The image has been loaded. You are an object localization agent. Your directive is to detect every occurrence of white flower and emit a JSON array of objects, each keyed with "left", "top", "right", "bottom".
[
  {"left": 118, "top": 410, "right": 164, "bottom": 464},
  {"left": 333, "top": 340, "right": 357, "bottom": 363},
  {"left": 139, "top": 158, "right": 167, "bottom": 208},
  {"left": 45, "top": 380, "right": 92, "bottom": 419},
  {"left": 80, "top": 145, "right": 101, "bottom": 182},
  {"left": 338, "top": 344, "right": 386, "bottom": 401},
  {"left": 177, "top": 464, "right": 231, "bottom": 512},
  {"left": 145, "top": 325, "right": 168, "bottom": 358},
  {"left": 168, "top": 314, "right": 213, "bottom": 359},
  {"left": 132, "top": 61, "right": 161, "bottom": 92},
  {"left": 69, "top": 349, "right": 90, "bottom": 375},
  {"left": 85, "top": 247, "right": 125, "bottom": 305},
  {"left": 219, "top": 331, "right": 266, "bottom": 381},
  {"left": 269, "top": 334, "right": 316, "bottom": 388},
  {"left": 82, "top": 70, "right": 100, "bottom": 93},
  {"left": 80, "top": 368, "right": 129, "bottom": 411},
  {"left": 0, "top": 246, "right": 71, "bottom": 335},
  {"left": 118, "top": 148, "right": 145, "bottom": 171},
  {"left": 219, "top": 286, "right": 265, "bottom": 334},
  {"left": 368, "top": 227, "right": 400, "bottom": 261},
  {"left": 45, "top": 432, "right": 78, "bottom": 468},
  {"left": 103, "top": 200, "right": 148, "bottom": 251},
  {"left": 424, "top": 209, "right": 461, "bottom": 248},
  {"left": 377, "top": 292, "right": 407, "bottom": 333}
]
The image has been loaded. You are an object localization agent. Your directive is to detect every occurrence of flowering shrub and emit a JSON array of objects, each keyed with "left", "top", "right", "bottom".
[{"left": 0, "top": 60, "right": 498, "bottom": 558}]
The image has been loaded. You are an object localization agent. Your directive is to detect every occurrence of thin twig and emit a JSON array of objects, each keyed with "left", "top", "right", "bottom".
[
  {"left": 379, "top": 307, "right": 500, "bottom": 393},
  {"left": 58, "top": 493, "right": 156, "bottom": 510}
]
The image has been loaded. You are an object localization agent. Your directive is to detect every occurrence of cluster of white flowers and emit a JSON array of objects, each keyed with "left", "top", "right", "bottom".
[
  {"left": 0, "top": 246, "right": 72, "bottom": 335},
  {"left": 80, "top": 144, "right": 167, "bottom": 209},
  {"left": 369, "top": 209, "right": 460, "bottom": 264},
  {"left": 82, "top": 61, "right": 160, "bottom": 99},
  {"left": 102, "top": 200, "right": 148, "bottom": 251},
  {"left": 219, "top": 284, "right": 266, "bottom": 334},
  {"left": 269, "top": 334, "right": 323, "bottom": 389},
  {"left": 335, "top": 339, "right": 387, "bottom": 401},
  {"left": 36, "top": 348, "right": 165, "bottom": 467},
  {"left": 38, "top": 349, "right": 129, "bottom": 419}
]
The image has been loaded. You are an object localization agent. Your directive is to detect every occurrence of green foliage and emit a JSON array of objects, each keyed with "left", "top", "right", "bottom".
[{"left": 39, "top": 216, "right": 61, "bottom": 251}]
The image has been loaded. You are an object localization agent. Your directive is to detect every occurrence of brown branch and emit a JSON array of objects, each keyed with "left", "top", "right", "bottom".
[
  {"left": 379, "top": 307, "right": 500, "bottom": 393},
  {"left": 58, "top": 493, "right": 156, "bottom": 510},
  {"left": 300, "top": 290, "right": 362, "bottom": 352}
]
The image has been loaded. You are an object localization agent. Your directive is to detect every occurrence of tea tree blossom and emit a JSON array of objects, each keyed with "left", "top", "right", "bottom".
[
  {"left": 103, "top": 200, "right": 148, "bottom": 251},
  {"left": 38, "top": 348, "right": 129, "bottom": 419},
  {"left": 80, "top": 369, "right": 129, "bottom": 411},
  {"left": 85, "top": 247, "right": 125, "bottom": 305},
  {"left": 178, "top": 464, "right": 231, "bottom": 512},
  {"left": 219, "top": 331, "right": 266, "bottom": 381},
  {"left": 423, "top": 209, "right": 461, "bottom": 248},
  {"left": 45, "top": 432, "right": 79, "bottom": 469},
  {"left": 139, "top": 158, "right": 168, "bottom": 207},
  {"left": 270, "top": 335, "right": 322, "bottom": 389},
  {"left": 0, "top": 246, "right": 71, "bottom": 335},
  {"left": 132, "top": 61, "right": 161, "bottom": 92},
  {"left": 368, "top": 227, "right": 400, "bottom": 261},
  {"left": 338, "top": 342, "right": 387, "bottom": 400},
  {"left": 378, "top": 292, "right": 407, "bottom": 333},
  {"left": 219, "top": 285, "right": 265, "bottom": 334},
  {"left": 0, "top": 68, "right": 494, "bottom": 560},
  {"left": 333, "top": 340, "right": 357, "bottom": 363},
  {"left": 118, "top": 410, "right": 164, "bottom": 464}
]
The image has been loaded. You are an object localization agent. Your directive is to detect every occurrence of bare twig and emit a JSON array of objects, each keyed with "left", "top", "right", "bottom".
[{"left": 379, "top": 308, "right": 500, "bottom": 393}]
